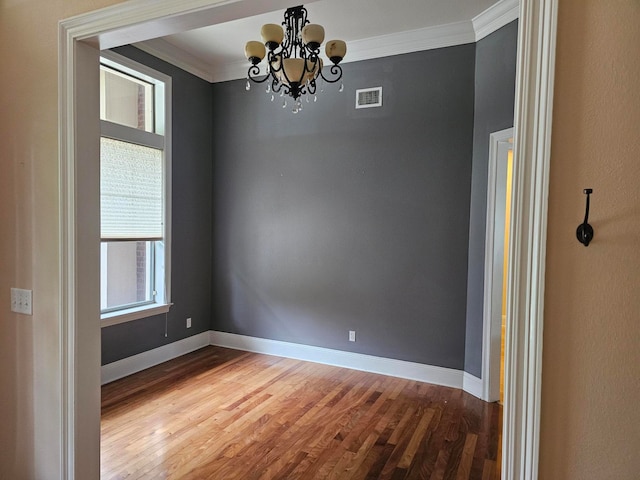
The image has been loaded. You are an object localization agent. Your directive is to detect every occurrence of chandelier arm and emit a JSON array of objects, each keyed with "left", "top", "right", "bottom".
[
  {"left": 272, "top": 80, "right": 290, "bottom": 97},
  {"left": 271, "top": 77, "right": 282, "bottom": 92},
  {"left": 305, "top": 47, "right": 320, "bottom": 60},
  {"left": 247, "top": 65, "right": 270, "bottom": 83},
  {"left": 319, "top": 64, "right": 343, "bottom": 83},
  {"left": 304, "top": 53, "right": 319, "bottom": 73},
  {"left": 268, "top": 53, "right": 284, "bottom": 74}
]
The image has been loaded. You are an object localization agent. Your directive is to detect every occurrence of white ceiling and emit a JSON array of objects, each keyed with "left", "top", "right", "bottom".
[{"left": 134, "top": 0, "right": 519, "bottom": 83}]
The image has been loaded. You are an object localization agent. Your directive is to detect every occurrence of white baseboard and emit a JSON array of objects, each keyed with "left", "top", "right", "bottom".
[
  {"left": 101, "top": 331, "right": 210, "bottom": 385},
  {"left": 463, "top": 372, "right": 484, "bottom": 400},
  {"left": 101, "top": 330, "right": 485, "bottom": 400},
  {"left": 209, "top": 331, "right": 465, "bottom": 390}
]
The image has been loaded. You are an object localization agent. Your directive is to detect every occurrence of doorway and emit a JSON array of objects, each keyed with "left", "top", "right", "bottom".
[
  {"left": 482, "top": 127, "right": 514, "bottom": 403},
  {"left": 59, "top": 2, "right": 558, "bottom": 478}
]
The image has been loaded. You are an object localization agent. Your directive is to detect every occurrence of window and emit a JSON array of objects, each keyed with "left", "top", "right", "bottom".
[{"left": 100, "top": 51, "right": 172, "bottom": 326}]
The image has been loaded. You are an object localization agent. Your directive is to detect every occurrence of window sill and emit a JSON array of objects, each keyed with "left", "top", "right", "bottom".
[{"left": 101, "top": 303, "right": 172, "bottom": 328}]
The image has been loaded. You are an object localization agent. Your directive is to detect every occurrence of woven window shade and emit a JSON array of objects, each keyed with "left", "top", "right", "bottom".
[{"left": 101, "top": 137, "right": 163, "bottom": 240}]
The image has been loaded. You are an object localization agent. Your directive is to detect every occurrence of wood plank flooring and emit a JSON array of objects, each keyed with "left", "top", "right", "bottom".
[{"left": 101, "top": 346, "right": 501, "bottom": 480}]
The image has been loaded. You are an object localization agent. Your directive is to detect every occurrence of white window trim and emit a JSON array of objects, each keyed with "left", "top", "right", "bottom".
[
  {"left": 99, "top": 50, "right": 173, "bottom": 326},
  {"left": 101, "top": 303, "right": 172, "bottom": 328},
  {"left": 101, "top": 120, "right": 164, "bottom": 149}
]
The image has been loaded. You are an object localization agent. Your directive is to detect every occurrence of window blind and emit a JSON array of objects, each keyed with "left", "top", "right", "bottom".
[{"left": 101, "top": 137, "right": 163, "bottom": 240}]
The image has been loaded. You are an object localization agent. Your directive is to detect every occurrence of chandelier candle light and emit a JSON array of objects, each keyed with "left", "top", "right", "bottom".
[{"left": 244, "top": 5, "right": 347, "bottom": 113}]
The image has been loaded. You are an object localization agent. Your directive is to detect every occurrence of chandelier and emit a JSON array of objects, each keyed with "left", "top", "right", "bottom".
[{"left": 244, "top": 5, "right": 347, "bottom": 113}]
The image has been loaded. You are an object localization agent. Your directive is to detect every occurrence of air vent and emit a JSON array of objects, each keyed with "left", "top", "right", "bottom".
[{"left": 356, "top": 87, "right": 382, "bottom": 109}]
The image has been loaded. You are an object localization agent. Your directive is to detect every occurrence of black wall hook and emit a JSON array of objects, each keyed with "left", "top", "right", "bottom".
[{"left": 576, "top": 188, "right": 594, "bottom": 246}]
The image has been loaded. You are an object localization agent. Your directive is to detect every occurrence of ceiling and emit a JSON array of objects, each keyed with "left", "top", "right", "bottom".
[{"left": 134, "top": 0, "right": 518, "bottom": 83}]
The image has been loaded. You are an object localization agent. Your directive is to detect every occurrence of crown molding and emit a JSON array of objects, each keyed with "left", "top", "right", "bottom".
[
  {"left": 212, "top": 59, "right": 254, "bottom": 84},
  {"left": 473, "top": 0, "right": 520, "bottom": 41},
  {"left": 135, "top": 38, "right": 215, "bottom": 82},
  {"left": 134, "top": 0, "right": 520, "bottom": 83},
  {"left": 343, "top": 20, "right": 476, "bottom": 65}
]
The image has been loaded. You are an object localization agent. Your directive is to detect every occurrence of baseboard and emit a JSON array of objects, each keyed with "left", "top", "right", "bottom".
[
  {"left": 101, "top": 330, "right": 485, "bottom": 399},
  {"left": 101, "top": 331, "right": 210, "bottom": 385},
  {"left": 209, "top": 330, "right": 464, "bottom": 390},
  {"left": 463, "top": 372, "right": 484, "bottom": 400}
]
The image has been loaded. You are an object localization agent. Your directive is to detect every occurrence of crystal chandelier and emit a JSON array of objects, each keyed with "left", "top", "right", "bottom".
[{"left": 244, "top": 5, "right": 347, "bottom": 113}]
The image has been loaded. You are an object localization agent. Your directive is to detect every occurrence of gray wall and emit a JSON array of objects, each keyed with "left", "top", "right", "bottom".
[
  {"left": 101, "top": 23, "right": 518, "bottom": 373},
  {"left": 212, "top": 45, "right": 475, "bottom": 369},
  {"left": 465, "top": 21, "right": 518, "bottom": 377},
  {"left": 101, "top": 46, "right": 213, "bottom": 364}
]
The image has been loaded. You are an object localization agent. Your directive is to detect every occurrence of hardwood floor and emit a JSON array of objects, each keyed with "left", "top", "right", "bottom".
[{"left": 101, "top": 346, "right": 501, "bottom": 479}]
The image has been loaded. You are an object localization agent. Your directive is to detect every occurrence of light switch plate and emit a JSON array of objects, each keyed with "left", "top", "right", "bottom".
[{"left": 11, "top": 288, "right": 33, "bottom": 315}]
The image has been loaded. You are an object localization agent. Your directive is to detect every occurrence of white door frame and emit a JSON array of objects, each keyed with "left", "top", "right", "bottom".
[
  {"left": 482, "top": 127, "right": 514, "bottom": 403},
  {"left": 59, "top": 1, "right": 557, "bottom": 478}
]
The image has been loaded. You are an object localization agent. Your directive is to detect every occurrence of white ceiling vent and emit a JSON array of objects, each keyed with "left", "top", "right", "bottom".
[{"left": 356, "top": 87, "right": 383, "bottom": 109}]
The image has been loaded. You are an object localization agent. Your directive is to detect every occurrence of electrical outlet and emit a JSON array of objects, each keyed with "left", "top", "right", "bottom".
[
  {"left": 349, "top": 330, "right": 356, "bottom": 342},
  {"left": 11, "top": 288, "right": 33, "bottom": 315},
  {"left": 186, "top": 317, "right": 192, "bottom": 328}
]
